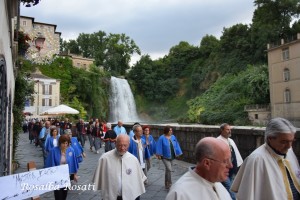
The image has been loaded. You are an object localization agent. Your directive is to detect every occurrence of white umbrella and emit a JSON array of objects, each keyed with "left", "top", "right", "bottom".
[{"left": 40, "top": 104, "right": 79, "bottom": 116}]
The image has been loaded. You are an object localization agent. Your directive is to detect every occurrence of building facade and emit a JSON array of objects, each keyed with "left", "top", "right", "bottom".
[
  {"left": 24, "top": 71, "right": 61, "bottom": 118},
  {"left": 70, "top": 54, "right": 94, "bottom": 70},
  {"left": 0, "top": 0, "right": 18, "bottom": 176},
  {"left": 267, "top": 34, "right": 300, "bottom": 127},
  {"left": 244, "top": 104, "right": 271, "bottom": 126},
  {"left": 59, "top": 52, "right": 95, "bottom": 70},
  {"left": 19, "top": 16, "right": 61, "bottom": 63}
]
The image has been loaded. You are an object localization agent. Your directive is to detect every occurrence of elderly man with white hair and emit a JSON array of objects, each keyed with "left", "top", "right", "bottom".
[
  {"left": 231, "top": 117, "right": 300, "bottom": 200},
  {"left": 93, "top": 134, "right": 147, "bottom": 200},
  {"left": 103, "top": 123, "right": 117, "bottom": 152}
]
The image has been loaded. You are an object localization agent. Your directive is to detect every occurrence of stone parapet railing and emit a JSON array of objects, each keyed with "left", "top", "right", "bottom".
[{"left": 123, "top": 123, "right": 300, "bottom": 164}]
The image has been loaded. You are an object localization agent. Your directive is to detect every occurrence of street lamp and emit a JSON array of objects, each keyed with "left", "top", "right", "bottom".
[{"left": 35, "top": 32, "right": 45, "bottom": 52}]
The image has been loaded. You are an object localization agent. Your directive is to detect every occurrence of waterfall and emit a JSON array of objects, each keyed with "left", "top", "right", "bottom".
[{"left": 109, "top": 76, "right": 140, "bottom": 123}]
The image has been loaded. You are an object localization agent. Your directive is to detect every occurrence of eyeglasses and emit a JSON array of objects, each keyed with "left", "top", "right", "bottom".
[{"left": 206, "top": 157, "right": 232, "bottom": 166}]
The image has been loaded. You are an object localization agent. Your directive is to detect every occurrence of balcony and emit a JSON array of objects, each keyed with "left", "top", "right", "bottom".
[{"left": 244, "top": 104, "right": 270, "bottom": 112}]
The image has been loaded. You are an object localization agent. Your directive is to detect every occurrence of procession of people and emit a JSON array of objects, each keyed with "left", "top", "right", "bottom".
[{"left": 20, "top": 117, "right": 300, "bottom": 200}]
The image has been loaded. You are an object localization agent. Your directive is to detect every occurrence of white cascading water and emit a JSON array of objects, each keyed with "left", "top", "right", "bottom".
[{"left": 109, "top": 76, "right": 140, "bottom": 123}]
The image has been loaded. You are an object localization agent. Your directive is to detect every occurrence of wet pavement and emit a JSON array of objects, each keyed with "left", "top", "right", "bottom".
[{"left": 14, "top": 132, "right": 193, "bottom": 200}]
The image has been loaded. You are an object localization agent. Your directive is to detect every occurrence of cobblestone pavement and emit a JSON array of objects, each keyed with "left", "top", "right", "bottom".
[{"left": 14, "top": 132, "right": 193, "bottom": 200}]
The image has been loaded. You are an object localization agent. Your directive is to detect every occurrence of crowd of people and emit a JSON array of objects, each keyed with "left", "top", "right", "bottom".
[
  {"left": 21, "top": 117, "right": 300, "bottom": 200},
  {"left": 22, "top": 117, "right": 108, "bottom": 199}
]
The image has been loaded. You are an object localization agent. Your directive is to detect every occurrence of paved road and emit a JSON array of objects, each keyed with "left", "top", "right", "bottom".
[{"left": 14, "top": 132, "right": 193, "bottom": 200}]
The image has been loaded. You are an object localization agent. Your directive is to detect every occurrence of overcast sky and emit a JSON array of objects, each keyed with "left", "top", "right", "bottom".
[{"left": 21, "top": 0, "right": 256, "bottom": 64}]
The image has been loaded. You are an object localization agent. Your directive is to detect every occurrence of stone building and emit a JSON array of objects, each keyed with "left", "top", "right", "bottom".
[
  {"left": 59, "top": 50, "right": 95, "bottom": 70},
  {"left": 244, "top": 104, "right": 271, "bottom": 126},
  {"left": 68, "top": 53, "right": 94, "bottom": 70},
  {"left": 267, "top": 34, "right": 300, "bottom": 127},
  {"left": 24, "top": 71, "right": 61, "bottom": 117},
  {"left": 19, "top": 16, "right": 61, "bottom": 63},
  {"left": 0, "top": 0, "right": 18, "bottom": 176}
]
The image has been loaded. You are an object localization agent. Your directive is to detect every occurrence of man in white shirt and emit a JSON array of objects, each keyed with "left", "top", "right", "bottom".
[
  {"left": 217, "top": 123, "right": 243, "bottom": 200},
  {"left": 166, "top": 137, "right": 232, "bottom": 200}
]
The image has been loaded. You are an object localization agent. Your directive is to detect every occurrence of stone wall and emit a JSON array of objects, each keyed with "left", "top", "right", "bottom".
[{"left": 123, "top": 124, "right": 300, "bottom": 164}]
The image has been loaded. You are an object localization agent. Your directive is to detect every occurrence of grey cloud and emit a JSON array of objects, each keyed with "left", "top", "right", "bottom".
[{"left": 21, "top": 0, "right": 255, "bottom": 59}]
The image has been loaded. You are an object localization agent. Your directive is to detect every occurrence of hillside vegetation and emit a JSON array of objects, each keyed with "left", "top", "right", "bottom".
[
  {"left": 19, "top": 0, "right": 300, "bottom": 125},
  {"left": 127, "top": 0, "right": 300, "bottom": 125}
]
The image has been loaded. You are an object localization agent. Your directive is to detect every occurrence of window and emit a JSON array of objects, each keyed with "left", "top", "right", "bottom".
[
  {"left": 42, "top": 98, "right": 52, "bottom": 106},
  {"left": 43, "top": 84, "right": 52, "bottom": 95},
  {"left": 282, "top": 48, "right": 289, "bottom": 60},
  {"left": 255, "top": 114, "right": 258, "bottom": 119},
  {"left": 22, "top": 20, "right": 27, "bottom": 26},
  {"left": 284, "top": 89, "right": 291, "bottom": 103},
  {"left": 283, "top": 68, "right": 290, "bottom": 81}
]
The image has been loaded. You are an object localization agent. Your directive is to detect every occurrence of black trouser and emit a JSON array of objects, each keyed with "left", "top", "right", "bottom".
[{"left": 54, "top": 187, "right": 68, "bottom": 200}]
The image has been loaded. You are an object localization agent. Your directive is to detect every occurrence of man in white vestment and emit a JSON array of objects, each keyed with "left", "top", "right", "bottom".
[
  {"left": 217, "top": 123, "right": 243, "bottom": 200},
  {"left": 231, "top": 117, "right": 300, "bottom": 200},
  {"left": 92, "top": 134, "right": 147, "bottom": 200},
  {"left": 166, "top": 137, "right": 232, "bottom": 200}
]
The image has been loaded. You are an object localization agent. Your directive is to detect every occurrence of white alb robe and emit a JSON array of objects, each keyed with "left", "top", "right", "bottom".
[
  {"left": 231, "top": 143, "right": 300, "bottom": 200},
  {"left": 217, "top": 135, "right": 243, "bottom": 167},
  {"left": 166, "top": 167, "right": 232, "bottom": 200},
  {"left": 92, "top": 149, "right": 147, "bottom": 200}
]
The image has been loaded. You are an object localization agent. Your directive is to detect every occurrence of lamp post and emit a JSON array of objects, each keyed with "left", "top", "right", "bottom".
[
  {"left": 35, "top": 32, "right": 45, "bottom": 56},
  {"left": 35, "top": 80, "right": 40, "bottom": 116}
]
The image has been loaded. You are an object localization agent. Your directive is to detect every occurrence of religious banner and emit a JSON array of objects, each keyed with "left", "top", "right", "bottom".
[{"left": 0, "top": 164, "right": 70, "bottom": 200}]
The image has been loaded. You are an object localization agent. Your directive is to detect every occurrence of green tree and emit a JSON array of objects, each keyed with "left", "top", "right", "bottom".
[
  {"left": 128, "top": 54, "right": 154, "bottom": 92},
  {"left": 190, "top": 35, "right": 220, "bottom": 94},
  {"left": 77, "top": 33, "right": 92, "bottom": 58},
  {"left": 66, "top": 39, "right": 81, "bottom": 55},
  {"left": 251, "top": 0, "right": 300, "bottom": 62},
  {"left": 90, "top": 31, "right": 107, "bottom": 66},
  {"left": 167, "top": 41, "right": 199, "bottom": 77},
  {"left": 217, "top": 24, "right": 253, "bottom": 74},
  {"left": 199, "top": 35, "right": 220, "bottom": 58},
  {"left": 104, "top": 33, "right": 141, "bottom": 75}
]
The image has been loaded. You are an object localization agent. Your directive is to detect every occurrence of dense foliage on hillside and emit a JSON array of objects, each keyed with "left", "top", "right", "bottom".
[
  {"left": 19, "top": 57, "right": 110, "bottom": 121},
  {"left": 187, "top": 65, "right": 269, "bottom": 124},
  {"left": 38, "top": 57, "right": 110, "bottom": 120},
  {"left": 19, "top": 0, "right": 300, "bottom": 125},
  {"left": 126, "top": 0, "right": 300, "bottom": 124}
]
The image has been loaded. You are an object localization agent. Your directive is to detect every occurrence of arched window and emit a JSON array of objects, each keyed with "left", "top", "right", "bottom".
[
  {"left": 283, "top": 68, "right": 290, "bottom": 81},
  {"left": 284, "top": 89, "right": 291, "bottom": 103}
]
